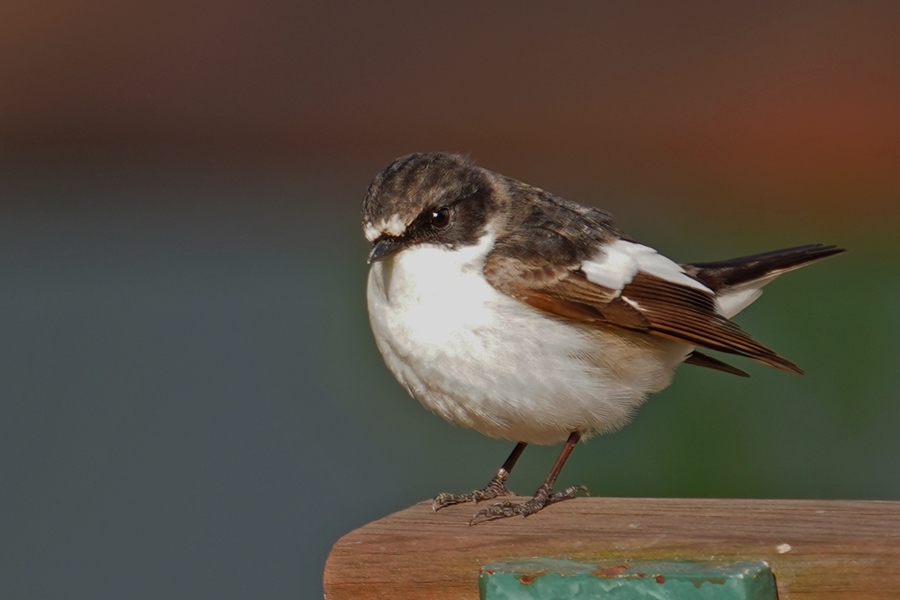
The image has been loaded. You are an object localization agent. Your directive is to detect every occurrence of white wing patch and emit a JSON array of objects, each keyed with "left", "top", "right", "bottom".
[
  {"left": 581, "top": 239, "right": 711, "bottom": 294},
  {"left": 580, "top": 241, "right": 638, "bottom": 290}
]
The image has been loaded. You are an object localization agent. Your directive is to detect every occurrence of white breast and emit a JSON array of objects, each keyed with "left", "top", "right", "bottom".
[{"left": 366, "top": 230, "right": 690, "bottom": 444}]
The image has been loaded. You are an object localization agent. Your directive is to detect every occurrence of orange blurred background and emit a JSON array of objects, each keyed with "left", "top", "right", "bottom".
[{"left": 3, "top": 1, "right": 898, "bottom": 216}]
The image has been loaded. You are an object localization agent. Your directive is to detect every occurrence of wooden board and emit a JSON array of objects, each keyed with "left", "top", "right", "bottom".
[{"left": 323, "top": 497, "right": 900, "bottom": 599}]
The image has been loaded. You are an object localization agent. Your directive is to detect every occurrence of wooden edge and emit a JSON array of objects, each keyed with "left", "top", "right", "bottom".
[{"left": 324, "top": 497, "right": 900, "bottom": 600}]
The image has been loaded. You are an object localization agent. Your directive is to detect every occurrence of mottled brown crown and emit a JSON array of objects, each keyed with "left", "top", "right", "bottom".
[
  {"left": 361, "top": 152, "right": 498, "bottom": 250},
  {"left": 362, "top": 153, "right": 488, "bottom": 232}
]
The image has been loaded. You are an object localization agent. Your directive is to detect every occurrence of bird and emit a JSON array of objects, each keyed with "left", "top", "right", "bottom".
[{"left": 362, "top": 151, "right": 844, "bottom": 524}]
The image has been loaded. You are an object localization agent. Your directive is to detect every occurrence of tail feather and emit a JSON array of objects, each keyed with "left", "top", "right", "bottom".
[
  {"left": 684, "top": 244, "right": 845, "bottom": 318},
  {"left": 684, "top": 244, "right": 846, "bottom": 294},
  {"left": 684, "top": 350, "right": 751, "bottom": 377},
  {"left": 677, "top": 243, "right": 844, "bottom": 373}
]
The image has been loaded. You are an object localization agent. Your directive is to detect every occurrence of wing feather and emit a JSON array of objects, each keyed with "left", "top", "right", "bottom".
[{"left": 483, "top": 252, "right": 803, "bottom": 374}]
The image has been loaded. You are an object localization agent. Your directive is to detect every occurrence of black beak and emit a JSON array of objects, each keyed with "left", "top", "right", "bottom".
[{"left": 368, "top": 237, "right": 406, "bottom": 264}]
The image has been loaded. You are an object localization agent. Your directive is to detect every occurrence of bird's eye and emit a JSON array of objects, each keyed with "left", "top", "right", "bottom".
[{"left": 430, "top": 207, "right": 451, "bottom": 229}]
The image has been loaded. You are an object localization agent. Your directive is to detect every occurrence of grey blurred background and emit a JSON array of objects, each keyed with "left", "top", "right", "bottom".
[{"left": 2, "top": 2, "right": 899, "bottom": 598}]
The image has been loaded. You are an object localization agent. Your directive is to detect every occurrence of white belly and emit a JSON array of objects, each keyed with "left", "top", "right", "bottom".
[{"left": 366, "top": 233, "right": 689, "bottom": 444}]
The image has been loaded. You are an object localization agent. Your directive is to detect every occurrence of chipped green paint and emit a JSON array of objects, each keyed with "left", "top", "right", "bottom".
[{"left": 480, "top": 558, "right": 777, "bottom": 599}]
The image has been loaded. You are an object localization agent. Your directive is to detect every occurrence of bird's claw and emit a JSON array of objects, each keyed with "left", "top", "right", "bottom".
[
  {"left": 432, "top": 471, "right": 520, "bottom": 512},
  {"left": 468, "top": 484, "right": 589, "bottom": 525}
]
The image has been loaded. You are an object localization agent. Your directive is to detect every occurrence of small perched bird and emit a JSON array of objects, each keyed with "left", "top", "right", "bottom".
[{"left": 362, "top": 152, "right": 844, "bottom": 524}]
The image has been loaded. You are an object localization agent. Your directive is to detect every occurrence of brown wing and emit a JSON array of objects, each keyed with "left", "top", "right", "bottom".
[
  {"left": 483, "top": 255, "right": 651, "bottom": 329},
  {"left": 483, "top": 253, "right": 802, "bottom": 374}
]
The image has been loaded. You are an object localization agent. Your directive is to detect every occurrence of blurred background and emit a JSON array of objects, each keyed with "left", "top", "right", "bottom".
[{"left": 2, "top": 1, "right": 898, "bottom": 598}]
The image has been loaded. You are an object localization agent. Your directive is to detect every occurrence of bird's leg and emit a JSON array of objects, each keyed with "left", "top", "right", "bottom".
[
  {"left": 469, "top": 431, "right": 588, "bottom": 525},
  {"left": 432, "top": 442, "right": 527, "bottom": 511}
]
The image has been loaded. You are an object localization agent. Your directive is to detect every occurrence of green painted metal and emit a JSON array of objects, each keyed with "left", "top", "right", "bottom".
[{"left": 480, "top": 558, "right": 777, "bottom": 600}]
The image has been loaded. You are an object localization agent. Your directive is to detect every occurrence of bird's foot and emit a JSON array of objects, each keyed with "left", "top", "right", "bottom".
[
  {"left": 468, "top": 482, "right": 589, "bottom": 525},
  {"left": 432, "top": 470, "right": 520, "bottom": 512}
]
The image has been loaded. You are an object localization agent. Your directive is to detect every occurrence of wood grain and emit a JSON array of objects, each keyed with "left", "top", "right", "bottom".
[{"left": 323, "top": 497, "right": 900, "bottom": 600}]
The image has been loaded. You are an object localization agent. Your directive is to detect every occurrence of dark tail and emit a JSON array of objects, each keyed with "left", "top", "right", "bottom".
[{"left": 683, "top": 244, "right": 846, "bottom": 294}]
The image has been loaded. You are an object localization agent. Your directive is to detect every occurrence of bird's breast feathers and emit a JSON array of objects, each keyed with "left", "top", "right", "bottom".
[{"left": 366, "top": 229, "right": 687, "bottom": 444}]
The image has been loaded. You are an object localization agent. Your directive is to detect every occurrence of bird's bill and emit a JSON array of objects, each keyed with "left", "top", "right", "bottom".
[{"left": 368, "top": 236, "right": 407, "bottom": 264}]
